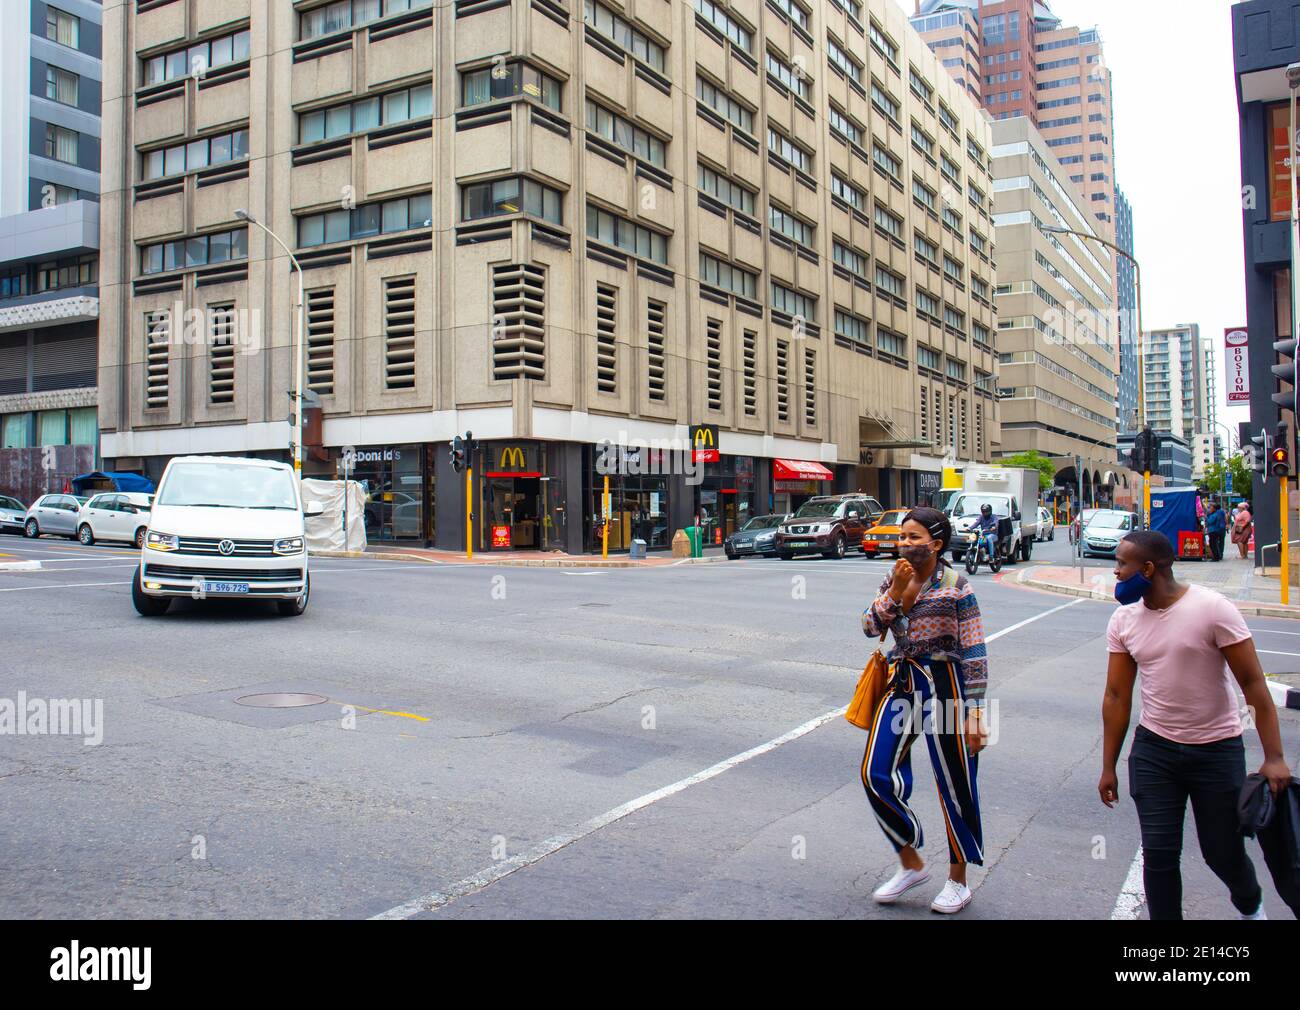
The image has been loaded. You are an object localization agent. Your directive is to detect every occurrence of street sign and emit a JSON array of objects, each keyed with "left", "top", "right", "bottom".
[
  {"left": 1226, "top": 469, "right": 1234, "bottom": 495},
  {"left": 1225, "top": 328, "right": 1250, "bottom": 404}
]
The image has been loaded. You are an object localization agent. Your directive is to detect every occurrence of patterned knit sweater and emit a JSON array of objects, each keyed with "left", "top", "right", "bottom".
[{"left": 861, "top": 566, "right": 989, "bottom": 701}]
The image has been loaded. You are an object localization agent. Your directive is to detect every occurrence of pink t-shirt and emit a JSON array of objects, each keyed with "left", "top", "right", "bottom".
[{"left": 1106, "top": 584, "right": 1251, "bottom": 744}]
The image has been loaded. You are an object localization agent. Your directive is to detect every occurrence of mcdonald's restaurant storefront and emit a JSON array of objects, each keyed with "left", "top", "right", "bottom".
[{"left": 474, "top": 441, "right": 572, "bottom": 552}]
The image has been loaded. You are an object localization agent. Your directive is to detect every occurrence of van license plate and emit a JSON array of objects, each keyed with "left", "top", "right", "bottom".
[{"left": 202, "top": 581, "right": 249, "bottom": 595}]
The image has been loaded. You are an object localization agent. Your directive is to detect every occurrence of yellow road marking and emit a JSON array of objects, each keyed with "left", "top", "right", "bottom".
[{"left": 333, "top": 700, "right": 430, "bottom": 722}]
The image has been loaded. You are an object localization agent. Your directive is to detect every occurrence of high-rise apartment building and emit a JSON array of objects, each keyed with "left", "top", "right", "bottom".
[
  {"left": 98, "top": 0, "right": 1000, "bottom": 553},
  {"left": 1114, "top": 184, "right": 1137, "bottom": 435},
  {"left": 0, "top": 1, "right": 104, "bottom": 503},
  {"left": 907, "top": 0, "right": 980, "bottom": 104},
  {"left": 1142, "top": 324, "right": 1215, "bottom": 467},
  {"left": 991, "top": 116, "right": 1119, "bottom": 504}
]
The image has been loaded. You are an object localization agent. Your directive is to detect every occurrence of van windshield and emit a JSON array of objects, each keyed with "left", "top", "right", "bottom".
[
  {"left": 157, "top": 462, "right": 298, "bottom": 509},
  {"left": 953, "top": 494, "right": 1009, "bottom": 518}
]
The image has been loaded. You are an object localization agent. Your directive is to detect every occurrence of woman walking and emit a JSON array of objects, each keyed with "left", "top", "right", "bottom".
[
  {"left": 860, "top": 507, "right": 989, "bottom": 914},
  {"left": 1231, "top": 501, "right": 1253, "bottom": 560}
]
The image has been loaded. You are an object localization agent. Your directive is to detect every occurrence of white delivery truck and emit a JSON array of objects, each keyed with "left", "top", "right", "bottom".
[{"left": 948, "top": 467, "right": 1042, "bottom": 565}]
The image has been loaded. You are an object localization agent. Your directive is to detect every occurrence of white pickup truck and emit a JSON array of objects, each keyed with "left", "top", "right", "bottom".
[{"left": 948, "top": 467, "right": 1042, "bottom": 565}]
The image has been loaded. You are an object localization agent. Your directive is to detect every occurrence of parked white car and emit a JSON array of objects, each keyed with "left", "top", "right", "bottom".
[
  {"left": 133, "top": 456, "right": 322, "bottom": 617},
  {"left": 77, "top": 492, "right": 154, "bottom": 548},
  {"left": 1035, "top": 506, "right": 1056, "bottom": 542},
  {"left": 0, "top": 495, "right": 26, "bottom": 534},
  {"left": 24, "top": 494, "right": 89, "bottom": 539}
]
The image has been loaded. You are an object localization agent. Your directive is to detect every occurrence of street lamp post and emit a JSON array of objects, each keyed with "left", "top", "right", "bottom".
[
  {"left": 1042, "top": 224, "right": 1148, "bottom": 526},
  {"left": 235, "top": 209, "right": 305, "bottom": 474}
]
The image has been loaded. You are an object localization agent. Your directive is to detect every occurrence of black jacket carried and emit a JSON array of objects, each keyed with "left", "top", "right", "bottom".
[{"left": 1238, "top": 774, "right": 1300, "bottom": 917}]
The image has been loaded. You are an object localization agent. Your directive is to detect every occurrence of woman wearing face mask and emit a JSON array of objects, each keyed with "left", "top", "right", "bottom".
[
  {"left": 859, "top": 507, "right": 989, "bottom": 914},
  {"left": 1230, "top": 502, "right": 1253, "bottom": 560}
]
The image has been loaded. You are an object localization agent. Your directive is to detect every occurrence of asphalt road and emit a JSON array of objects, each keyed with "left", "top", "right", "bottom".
[{"left": 1, "top": 530, "right": 1297, "bottom": 920}]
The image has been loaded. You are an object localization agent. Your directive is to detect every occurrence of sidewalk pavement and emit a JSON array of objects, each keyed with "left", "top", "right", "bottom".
[
  {"left": 311, "top": 544, "right": 730, "bottom": 568},
  {"left": 1016, "top": 554, "right": 1300, "bottom": 620}
]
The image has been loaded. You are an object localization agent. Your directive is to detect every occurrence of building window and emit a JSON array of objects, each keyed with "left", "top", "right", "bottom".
[
  {"left": 142, "top": 128, "right": 250, "bottom": 180},
  {"left": 873, "top": 205, "right": 903, "bottom": 241},
  {"left": 699, "top": 252, "right": 757, "bottom": 299},
  {"left": 769, "top": 204, "right": 814, "bottom": 247},
  {"left": 300, "top": 0, "right": 434, "bottom": 42},
  {"left": 771, "top": 282, "right": 816, "bottom": 321},
  {"left": 696, "top": 76, "right": 755, "bottom": 133},
  {"left": 462, "top": 63, "right": 560, "bottom": 111},
  {"left": 45, "top": 125, "right": 79, "bottom": 165},
  {"left": 586, "top": 100, "right": 666, "bottom": 166},
  {"left": 461, "top": 179, "right": 561, "bottom": 224},
  {"left": 767, "top": 127, "right": 812, "bottom": 173},
  {"left": 46, "top": 6, "right": 80, "bottom": 48},
  {"left": 827, "top": 37, "right": 864, "bottom": 85},
  {"left": 834, "top": 309, "right": 870, "bottom": 347},
  {"left": 584, "top": 0, "right": 666, "bottom": 71},
  {"left": 767, "top": 51, "right": 810, "bottom": 100},
  {"left": 143, "top": 28, "right": 251, "bottom": 86},
  {"left": 698, "top": 162, "right": 755, "bottom": 215},
  {"left": 587, "top": 205, "right": 669, "bottom": 264},
  {"left": 831, "top": 173, "right": 866, "bottom": 212},
  {"left": 696, "top": 0, "right": 753, "bottom": 53},
  {"left": 301, "top": 83, "right": 432, "bottom": 144},
  {"left": 877, "top": 326, "right": 906, "bottom": 359},
  {"left": 141, "top": 229, "right": 248, "bottom": 275},
  {"left": 45, "top": 66, "right": 79, "bottom": 106},
  {"left": 873, "top": 143, "right": 902, "bottom": 181},
  {"left": 870, "top": 81, "right": 900, "bottom": 123},
  {"left": 299, "top": 192, "right": 434, "bottom": 247}
]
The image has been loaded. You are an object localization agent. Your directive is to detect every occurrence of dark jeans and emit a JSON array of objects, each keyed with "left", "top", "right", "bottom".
[
  {"left": 1208, "top": 531, "right": 1225, "bottom": 561},
  {"left": 1129, "top": 725, "right": 1262, "bottom": 920}
]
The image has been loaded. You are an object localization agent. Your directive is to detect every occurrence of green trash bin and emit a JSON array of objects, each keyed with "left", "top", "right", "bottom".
[{"left": 685, "top": 525, "right": 703, "bottom": 558}]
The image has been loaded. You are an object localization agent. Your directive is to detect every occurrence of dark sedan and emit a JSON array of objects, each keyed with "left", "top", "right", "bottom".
[{"left": 724, "top": 514, "right": 788, "bottom": 559}]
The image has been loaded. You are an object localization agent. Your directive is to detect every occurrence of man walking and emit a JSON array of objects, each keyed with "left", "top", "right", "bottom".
[
  {"left": 1205, "top": 501, "right": 1227, "bottom": 562},
  {"left": 1100, "top": 530, "right": 1292, "bottom": 919}
]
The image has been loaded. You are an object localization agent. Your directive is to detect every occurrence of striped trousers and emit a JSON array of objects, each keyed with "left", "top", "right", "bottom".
[{"left": 860, "top": 658, "right": 984, "bottom": 866}]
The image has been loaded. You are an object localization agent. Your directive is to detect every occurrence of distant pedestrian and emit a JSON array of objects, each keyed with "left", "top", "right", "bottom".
[
  {"left": 860, "top": 507, "right": 988, "bottom": 914},
  {"left": 1231, "top": 502, "right": 1253, "bottom": 560},
  {"left": 1205, "top": 503, "right": 1227, "bottom": 562},
  {"left": 1099, "top": 530, "right": 1292, "bottom": 920}
]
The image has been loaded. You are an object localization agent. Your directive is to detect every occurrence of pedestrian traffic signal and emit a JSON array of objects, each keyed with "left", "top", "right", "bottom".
[
  {"left": 450, "top": 435, "right": 466, "bottom": 473},
  {"left": 1272, "top": 335, "right": 1298, "bottom": 415},
  {"left": 1272, "top": 422, "right": 1291, "bottom": 476},
  {"left": 1250, "top": 428, "right": 1271, "bottom": 475}
]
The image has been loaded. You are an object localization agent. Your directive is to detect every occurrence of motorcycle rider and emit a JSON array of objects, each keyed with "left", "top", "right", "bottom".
[{"left": 972, "top": 503, "right": 1000, "bottom": 559}]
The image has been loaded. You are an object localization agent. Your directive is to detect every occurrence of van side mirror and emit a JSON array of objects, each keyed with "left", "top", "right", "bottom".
[{"left": 304, "top": 501, "right": 324, "bottom": 517}]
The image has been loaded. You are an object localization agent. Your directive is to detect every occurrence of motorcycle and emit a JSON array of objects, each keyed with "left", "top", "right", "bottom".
[{"left": 965, "top": 529, "right": 1002, "bottom": 575}]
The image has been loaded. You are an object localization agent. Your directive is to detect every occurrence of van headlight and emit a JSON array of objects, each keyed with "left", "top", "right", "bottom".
[
  {"left": 146, "top": 531, "right": 178, "bottom": 551},
  {"left": 274, "top": 537, "right": 305, "bottom": 555}
]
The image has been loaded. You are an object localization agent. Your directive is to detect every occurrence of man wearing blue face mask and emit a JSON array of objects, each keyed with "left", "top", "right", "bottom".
[{"left": 1099, "top": 530, "right": 1293, "bottom": 919}]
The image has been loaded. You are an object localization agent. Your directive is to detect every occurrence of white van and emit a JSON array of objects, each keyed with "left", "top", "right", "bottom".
[{"left": 133, "top": 456, "right": 322, "bottom": 617}]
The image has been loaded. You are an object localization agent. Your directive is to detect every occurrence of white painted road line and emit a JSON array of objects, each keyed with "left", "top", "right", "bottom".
[
  {"left": 370, "top": 594, "right": 1090, "bottom": 920},
  {"left": 0, "top": 581, "right": 127, "bottom": 592},
  {"left": 1111, "top": 848, "right": 1145, "bottom": 920},
  {"left": 1257, "top": 649, "right": 1300, "bottom": 657}
]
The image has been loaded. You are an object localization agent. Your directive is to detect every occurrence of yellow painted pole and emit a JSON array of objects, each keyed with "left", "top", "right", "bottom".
[
  {"left": 466, "top": 465, "right": 473, "bottom": 561},
  {"left": 1143, "top": 472, "right": 1151, "bottom": 533},
  {"left": 602, "top": 475, "right": 610, "bottom": 560},
  {"left": 1283, "top": 478, "right": 1290, "bottom": 606}
]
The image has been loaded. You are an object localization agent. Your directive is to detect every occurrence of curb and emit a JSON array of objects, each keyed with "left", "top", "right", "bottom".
[
  {"left": 0, "top": 560, "right": 40, "bottom": 572},
  {"left": 1015, "top": 569, "right": 1300, "bottom": 621},
  {"left": 310, "top": 550, "right": 728, "bottom": 569},
  {"left": 1265, "top": 679, "right": 1300, "bottom": 711}
]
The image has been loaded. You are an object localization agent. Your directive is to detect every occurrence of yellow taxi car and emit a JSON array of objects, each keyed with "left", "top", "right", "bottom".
[{"left": 861, "top": 508, "right": 909, "bottom": 559}]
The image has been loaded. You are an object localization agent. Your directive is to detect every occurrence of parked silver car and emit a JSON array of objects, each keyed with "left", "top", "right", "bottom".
[
  {"left": 76, "top": 492, "right": 154, "bottom": 547},
  {"left": 24, "top": 494, "right": 89, "bottom": 539},
  {"left": 0, "top": 495, "right": 26, "bottom": 534}
]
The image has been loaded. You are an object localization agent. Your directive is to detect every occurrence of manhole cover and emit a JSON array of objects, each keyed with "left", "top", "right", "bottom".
[{"left": 234, "top": 692, "right": 329, "bottom": 709}]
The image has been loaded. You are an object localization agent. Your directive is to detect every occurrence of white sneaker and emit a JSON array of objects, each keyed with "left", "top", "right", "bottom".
[
  {"left": 872, "top": 866, "right": 930, "bottom": 904},
  {"left": 1241, "top": 904, "right": 1268, "bottom": 920},
  {"left": 930, "top": 879, "right": 973, "bottom": 914}
]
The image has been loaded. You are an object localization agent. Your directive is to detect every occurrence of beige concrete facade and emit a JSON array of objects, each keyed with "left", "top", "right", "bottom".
[
  {"left": 97, "top": 0, "right": 999, "bottom": 529},
  {"left": 991, "top": 116, "right": 1117, "bottom": 488}
]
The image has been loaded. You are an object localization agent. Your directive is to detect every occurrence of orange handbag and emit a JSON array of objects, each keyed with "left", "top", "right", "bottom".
[{"left": 846, "top": 630, "right": 890, "bottom": 730}]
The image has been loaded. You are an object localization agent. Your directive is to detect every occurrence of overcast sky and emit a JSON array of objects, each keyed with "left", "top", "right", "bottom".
[{"left": 894, "top": 0, "right": 1249, "bottom": 437}]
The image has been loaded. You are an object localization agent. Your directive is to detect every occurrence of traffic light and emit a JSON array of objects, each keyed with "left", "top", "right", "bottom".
[
  {"left": 1272, "top": 335, "right": 1298, "bottom": 415},
  {"left": 450, "top": 435, "right": 465, "bottom": 473},
  {"left": 1272, "top": 422, "right": 1291, "bottom": 476},
  {"left": 1250, "top": 428, "right": 1271, "bottom": 475},
  {"left": 1127, "top": 427, "right": 1156, "bottom": 474}
]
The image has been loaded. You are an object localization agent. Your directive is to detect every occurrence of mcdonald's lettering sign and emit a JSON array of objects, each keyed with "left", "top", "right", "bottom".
[
  {"left": 485, "top": 443, "right": 540, "bottom": 478},
  {"left": 690, "top": 424, "right": 720, "bottom": 464}
]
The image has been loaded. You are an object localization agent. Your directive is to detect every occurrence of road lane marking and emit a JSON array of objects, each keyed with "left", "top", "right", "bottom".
[
  {"left": 371, "top": 594, "right": 1090, "bottom": 920},
  {"left": 334, "top": 701, "right": 430, "bottom": 722},
  {"left": 0, "top": 581, "right": 127, "bottom": 592},
  {"left": 1112, "top": 848, "right": 1145, "bottom": 920},
  {"left": 1256, "top": 649, "right": 1300, "bottom": 657}
]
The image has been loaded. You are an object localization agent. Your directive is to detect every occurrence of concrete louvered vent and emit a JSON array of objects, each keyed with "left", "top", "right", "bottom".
[
  {"left": 646, "top": 299, "right": 666, "bottom": 401},
  {"left": 306, "top": 288, "right": 335, "bottom": 395},
  {"left": 384, "top": 276, "right": 416, "bottom": 390},
  {"left": 491, "top": 264, "right": 545, "bottom": 380},
  {"left": 595, "top": 283, "right": 617, "bottom": 394},
  {"left": 209, "top": 304, "right": 235, "bottom": 405},
  {"left": 145, "top": 311, "right": 170, "bottom": 409}
]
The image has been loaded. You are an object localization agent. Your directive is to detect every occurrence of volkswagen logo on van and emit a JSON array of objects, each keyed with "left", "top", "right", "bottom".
[{"left": 218, "top": 539, "right": 235, "bottom": 556}]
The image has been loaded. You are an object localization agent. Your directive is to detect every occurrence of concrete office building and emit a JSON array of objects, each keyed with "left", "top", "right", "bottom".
[
  {"left": 97, "top": 0, "right": 1001, "bottom": 553},
  {"left": 990, "top": 116, "right": 1119, "bottom": 505},
  {"left": 0, "top": 1, "right": 103, "bottom": 504},
  {"left": 1114, "top": 184, "right": 1137, "bottom": 436}
]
